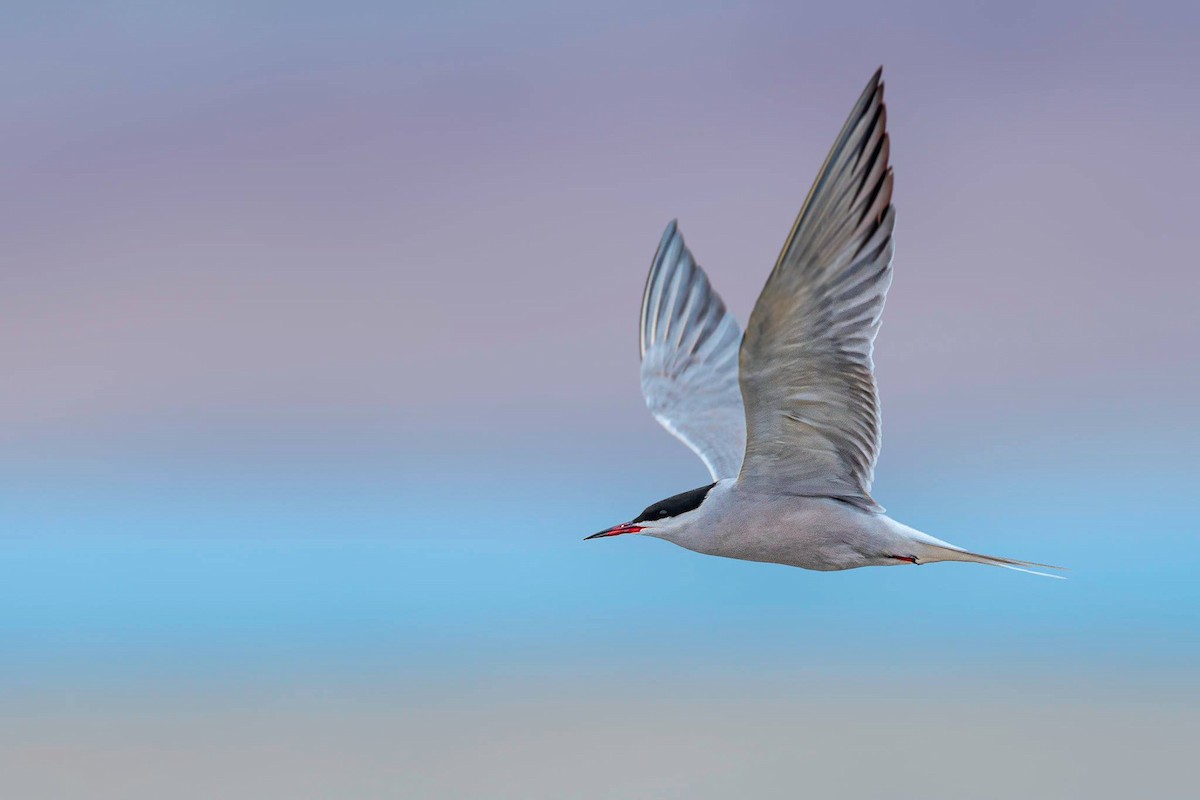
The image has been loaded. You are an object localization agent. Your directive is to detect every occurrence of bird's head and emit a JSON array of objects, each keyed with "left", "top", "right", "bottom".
[{"left": 585, "top": 482, "right": 716, "bottom": 542}]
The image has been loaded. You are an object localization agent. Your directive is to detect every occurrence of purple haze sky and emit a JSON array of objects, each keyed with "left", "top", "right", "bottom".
[{"left": 4, "top": 1, "right": 1198, "bottom": 492}]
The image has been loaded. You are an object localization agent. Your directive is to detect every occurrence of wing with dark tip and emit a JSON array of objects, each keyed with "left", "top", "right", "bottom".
[
  {"left": 640, "top": 221, "right": 746, "bottom": 480},
  {"left": 737, "top": 69, "right": 895, "bottom": 510}
]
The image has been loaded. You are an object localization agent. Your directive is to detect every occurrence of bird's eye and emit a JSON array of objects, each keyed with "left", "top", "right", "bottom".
[{"left": 658, "top": 510, "right": 668, "bottom": 518}]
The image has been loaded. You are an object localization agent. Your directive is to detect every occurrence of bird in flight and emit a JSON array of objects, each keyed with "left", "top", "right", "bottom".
[{"left": 587, "top": 69, "right": 1064, "bottom": 578}]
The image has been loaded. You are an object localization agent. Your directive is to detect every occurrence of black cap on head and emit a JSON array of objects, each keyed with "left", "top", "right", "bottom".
[{"left": 632, "top": 483, "right": 716, "bottom": 524}]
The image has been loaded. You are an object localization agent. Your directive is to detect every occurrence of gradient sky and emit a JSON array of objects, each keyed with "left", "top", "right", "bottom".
[
  {"left": 4, "top": 3, "right": 1199, "bottom": 796},
  {"left": 2, "top": 0, "right": 1199, "bottom": 761}
]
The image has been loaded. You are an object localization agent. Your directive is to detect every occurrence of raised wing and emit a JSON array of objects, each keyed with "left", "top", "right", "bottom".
[
  {"left": 737, "top": 68, "right": 894, "bottom": 511},
  {"left": 640, "top": 221, "right": 746, "bottom": 480}
]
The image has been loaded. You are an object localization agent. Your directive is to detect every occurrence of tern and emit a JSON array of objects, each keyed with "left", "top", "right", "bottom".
[{"left": 587, "top": 69, "right": 1064, "bottom": 578}]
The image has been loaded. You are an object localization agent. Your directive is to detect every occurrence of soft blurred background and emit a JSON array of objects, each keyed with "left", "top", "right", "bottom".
[{"left": 3, "top": 1, "right": 1198, "bottom": 798}]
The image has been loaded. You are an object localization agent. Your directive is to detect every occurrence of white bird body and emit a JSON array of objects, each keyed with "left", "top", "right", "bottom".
[
  {"left": 587, "top": 69, "right": 1063, "bottom": 578},
  {"left": 643, "top": 480, "right": 1046, "bottom": 574},
  {"left": 653, "top": 481, "right": 927, "bottom": 571}
]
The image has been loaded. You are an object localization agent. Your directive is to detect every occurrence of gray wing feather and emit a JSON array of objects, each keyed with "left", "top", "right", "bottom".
[
  {"left": 737, "top": 69, "right": 894, "bottom": 511},
  {"left": 640, "top": 221, "right": 746, "bottom": 480}
]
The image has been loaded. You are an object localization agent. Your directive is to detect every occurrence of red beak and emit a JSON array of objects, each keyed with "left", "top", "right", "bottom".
[{"left": 584, "top": 523, "right": 644, "bottom": 540}]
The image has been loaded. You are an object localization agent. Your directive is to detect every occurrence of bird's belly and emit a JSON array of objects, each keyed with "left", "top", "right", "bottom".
[
  {"left": 699, "top": 530, "right": 865, "bottom": 571},
  {"left": 680, "top": 497, "right": 886, "bottom": 571}
]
